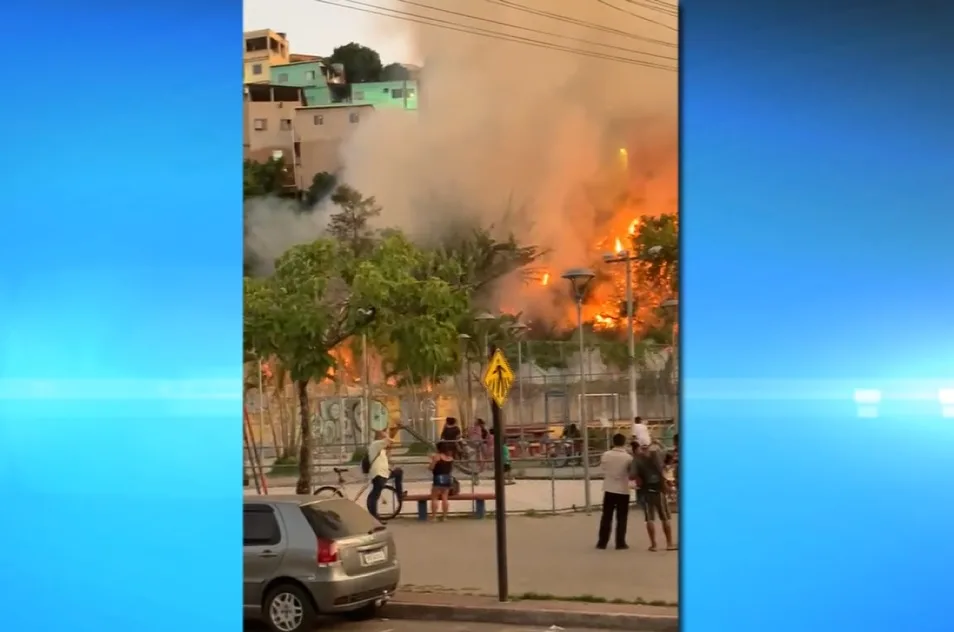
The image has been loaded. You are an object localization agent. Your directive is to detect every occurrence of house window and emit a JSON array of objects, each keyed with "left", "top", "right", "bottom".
[
  {"left": 293, "top": 142, "right": 301, "bottom": 160},
  {"left": 407, "top": 88, "right": 416, "bottom": 98},
  {"left": 314, "top": 115, "right": 324, "bottom": 125},
  {"left": 392, "top": 88, "right": 404, "bottom": 99},
  {"left": 280, "top": 119, "right": 292, "bottom": 131},
  {"left": 349, "top": 111, "right": 360, "bottom": 124},
  {"left": 252, "top": 64, "right": 262, "bottom": 75},
  {"left": 253, "top": 118, "right": 267, "bottom": 131},
  {"left": 304, "top": 70, "right": 316, "bottom": 81},
  {"left": 353, "top": 90, "right": 364, "bottom": 100},
  {"left": 277, "top": 73, "right": 288, "bottom": 83},
  {"left": 382, "top": 87, "right": 390, "bottom": 93}
]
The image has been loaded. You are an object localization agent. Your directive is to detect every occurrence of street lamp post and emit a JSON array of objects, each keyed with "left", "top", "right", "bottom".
[
  {"left": 603, "top": 246, "right": 639, "bottom": 419},
  {"left": 509, "top": 322, "right": 529, "bottom": 446},
  {"left": 356, "top": 307, "right": 377, "bottom": 441},
  {"left": 475, "top": 311, "right": 496, "bottom": 421},
  {"left": 561, "top": 267, "right": 596, "bottom": 513},
  {"left": 661, "top": 297, "right": 679, "bottom": 429},
  {"left": 458, "top": 333, "right": 472, "bottom": 427}
]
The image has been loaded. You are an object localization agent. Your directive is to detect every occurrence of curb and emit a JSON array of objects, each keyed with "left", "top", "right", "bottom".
[{"left": 383, "top": 600, "right": 679, "bottom": 631}]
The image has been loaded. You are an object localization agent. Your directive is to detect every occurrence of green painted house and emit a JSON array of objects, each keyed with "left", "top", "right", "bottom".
[
  {"left": 270, "top": 60, "right": 339, "bottom": 106},
  {"left": 350, "top": 80, "right": 418, "bottom": 110}
]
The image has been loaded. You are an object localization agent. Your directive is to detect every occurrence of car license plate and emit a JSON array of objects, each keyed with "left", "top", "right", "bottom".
[{"left": 363, "top": 549, "right": 387, "bottom": 565}]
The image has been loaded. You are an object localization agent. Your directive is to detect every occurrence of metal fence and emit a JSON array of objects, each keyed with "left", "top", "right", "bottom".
[
  {"left": 243, "top": 342, "right": 679, "bottom": 513},
  {"left": 244, "top": 428, "right": 676, "bottom": 516}
]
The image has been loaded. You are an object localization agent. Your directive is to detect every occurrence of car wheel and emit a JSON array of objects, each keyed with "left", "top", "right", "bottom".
[
  {"left": 263, "top": 583, "right": 316, "bottom": 632},
  {"left": 342, "top": 602, "right": 378, "bottom": 621}
]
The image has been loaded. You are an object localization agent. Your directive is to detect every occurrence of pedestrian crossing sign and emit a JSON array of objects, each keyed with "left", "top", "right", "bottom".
[{"left": 482, "top": 349, "right": 514, "bottom": 407}]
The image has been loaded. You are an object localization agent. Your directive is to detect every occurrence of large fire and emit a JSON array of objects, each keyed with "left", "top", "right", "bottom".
[{"left": 531, "top": 140, "right": 677, "bottom": 337}]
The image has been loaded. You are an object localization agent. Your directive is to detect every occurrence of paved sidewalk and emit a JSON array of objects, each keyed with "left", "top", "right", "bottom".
[
  {"left": 255, "top": 478, "right": 613, "bottom": 515},
  {"left": 387, "top": 513, "right": 679, "bottom": 604},
  {"left": 386, "top": 593, "right": 677, "bottom": 631}
]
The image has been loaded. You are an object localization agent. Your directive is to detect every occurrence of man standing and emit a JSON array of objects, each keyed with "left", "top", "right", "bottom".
[
  {"left": 633, "top": 440, "right": 677, "bottom": 551},
  {"left": 597, "top": 433, "right": 633, "bottom": 550},
  {"left": 631, "top": 416, "right": 651, "bottom": 508},
  {"left": 366, "top": 430, "right": 405, "bottom": 520}
]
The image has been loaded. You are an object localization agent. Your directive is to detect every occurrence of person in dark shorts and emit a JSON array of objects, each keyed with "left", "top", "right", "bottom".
[
  {"left": 428, "top": 441, "right": 455, "bottom": 521},
  {"left": 440, "top": 417, "right": 462, "bottom": 458},
  {"left": 633, "top": 442, "right": 676, "bottom": 551}
]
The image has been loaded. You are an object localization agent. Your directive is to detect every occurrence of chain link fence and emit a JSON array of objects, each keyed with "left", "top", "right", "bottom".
[{"left": 243, "top": 341, "right": 678, "bottom": 514}]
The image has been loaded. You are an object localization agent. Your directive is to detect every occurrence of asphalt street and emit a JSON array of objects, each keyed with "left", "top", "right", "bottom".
[{"left": 246, "top": 619, "right": 610, "bottom": 631}]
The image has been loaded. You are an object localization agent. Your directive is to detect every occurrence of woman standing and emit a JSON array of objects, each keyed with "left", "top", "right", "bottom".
[{"left": 428, "top": 441, "right": 455, "bottom": 521}]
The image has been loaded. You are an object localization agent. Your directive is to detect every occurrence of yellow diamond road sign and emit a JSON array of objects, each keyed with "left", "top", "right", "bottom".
[{"left": 482, "top": 349, "right": 515, "bottom": 407}]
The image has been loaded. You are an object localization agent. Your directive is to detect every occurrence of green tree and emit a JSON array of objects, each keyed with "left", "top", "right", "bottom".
[
  {"left": 244, "top": 157, "right": 291, "bottom": 198},
  {"left": 305, "top": 171, "right": 337, "bottom": 206},
  {"left": 429, "top": 226, "right": 544, "bottom": 299},
  {"left": 630, "top": 213, "right": 678, "bottom": 294},
  {"left": 328, "top": 184, "right": 382, "bottom": 256},
  {"left": 329, "top": 42, "right": 383, "bottom": 83},
  {"left": 354, "top": 233, "right": 469, "bottom": 387},
  {"left": 381, "top": 62, "right": 411, "bottom": 81},
  {"left": 243, "top": 239, "right": 370, "bottom": 494}
]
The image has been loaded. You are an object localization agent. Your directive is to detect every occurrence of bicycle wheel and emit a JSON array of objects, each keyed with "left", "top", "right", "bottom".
[
  {"left": 552, "top": 443, "right": 571, "bottom": 469},
  {"left": 374, "top": 484, "right": 403, "bottom": 521},
  {"left": 313, "top": 485, "right": 345, "bottom": 499}
]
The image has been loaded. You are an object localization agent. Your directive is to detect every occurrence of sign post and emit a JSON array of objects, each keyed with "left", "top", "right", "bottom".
[{"left": 482, "top": 345, "right": 514, "bottom": 602}]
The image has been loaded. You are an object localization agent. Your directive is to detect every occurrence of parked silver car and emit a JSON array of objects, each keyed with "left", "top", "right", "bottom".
[{"left": 243, "top": 496, "right": 400, "bottom": 632}]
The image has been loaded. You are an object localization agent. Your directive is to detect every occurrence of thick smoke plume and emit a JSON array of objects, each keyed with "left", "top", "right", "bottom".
[
  {"left": 248, "top": 0, "right": 678, "bottom": 318},
  {"left": 341, "top": 0, "right": 678, "bottom": 315}
]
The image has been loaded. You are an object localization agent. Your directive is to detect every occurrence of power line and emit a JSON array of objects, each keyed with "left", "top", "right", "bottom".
[
  {"left": 623, "top": 0, "right": 679, "bottom": 18},
  {"left": 481, "top": 0, "right": 677, "bottom": 49},
  {"left": 391, "top": 0, "right": 677, "bottom": 61},
  {"left": 596, "top": 0, "right": 678, "bottom": 32},
  {"left": 317, "top": 0, "right": 677, "bottom": 71}
]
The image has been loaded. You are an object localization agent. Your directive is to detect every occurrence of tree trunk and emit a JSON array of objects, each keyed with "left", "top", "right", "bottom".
[{"left": 295, "top": 380, "right": 313, "bottom": 494}]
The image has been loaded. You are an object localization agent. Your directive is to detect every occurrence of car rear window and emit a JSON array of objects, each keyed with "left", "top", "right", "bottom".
[{"left": 300, "top": 498, "right": 383, "bottom": 539}]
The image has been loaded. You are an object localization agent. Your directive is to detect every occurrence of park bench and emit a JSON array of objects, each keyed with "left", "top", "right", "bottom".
[{"left": 403, "top": 491, "right": 496, "bottom": 521}]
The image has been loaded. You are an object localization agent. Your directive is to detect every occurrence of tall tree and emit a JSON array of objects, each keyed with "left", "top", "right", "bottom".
[
  {"left": 381, "top": 62, "right": 411, "bottom": 81},
  {"left": 243, "top": 239, "right": 371, "bottom": 494},
  {"left": 244, "top": 157, "right": 291, "bottom": 198},
  {"left": 305, "top": 171, "right": 338, "bottom": 206},
  {"left": 630, "top": 213, "right": 678, "bottom": 295},
  {"left": 329, "top": 42, "right": 383, "bottom": 83},
  {"left": 353, "top": 233, "right": 469, "bottom": 391},
  {"left": 328, "top": 184, "right": 382, "bottom": 256}
]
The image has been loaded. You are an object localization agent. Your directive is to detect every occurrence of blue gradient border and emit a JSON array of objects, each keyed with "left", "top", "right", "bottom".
[
  {"left": 0, "top": 1, "right": 240, "bottom": 630},
  {"left": 683, "top": 1, "right": 954, "bottom": 631},
  {"left": 4, "top": 0, "right": 954, "bottom": 630}
]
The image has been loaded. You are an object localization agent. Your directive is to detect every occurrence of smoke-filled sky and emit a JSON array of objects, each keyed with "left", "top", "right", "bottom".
[{"left": 244, "top": 0, "right": 677, "bottom": 317}]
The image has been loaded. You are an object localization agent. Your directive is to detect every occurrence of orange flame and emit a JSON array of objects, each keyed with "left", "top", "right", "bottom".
[
  {"left": 541, "top": 272, "right": 550, "bottom": 286},
  {"left": 614, "top": 237, "right": 623, "bottom": 253},
  {"left": 628, "top": 219, "right": 640, "bottom": 235}
]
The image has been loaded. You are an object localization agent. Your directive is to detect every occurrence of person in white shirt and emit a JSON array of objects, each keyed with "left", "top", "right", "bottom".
[
  {"left": 630, "top": 416, "right": 653, "bottom": 508},
  {"left": 597, "top": 433, "right": 634, "bottom": 550},
  {"left": 365, "top": 430, "right": 405, "bottom": 520}
]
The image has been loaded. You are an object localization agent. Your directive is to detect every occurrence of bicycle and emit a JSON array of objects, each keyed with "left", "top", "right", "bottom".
[{"left": 312, "top": 466, "right": 404, "bottom": 521}]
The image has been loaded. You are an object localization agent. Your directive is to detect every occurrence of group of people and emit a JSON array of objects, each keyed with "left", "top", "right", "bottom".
[
  {"left": 363, "top": 417, "right": 514, "bottom": 523},
  {"left": 362, "top": 414, "right": 679, "bottom": 540},
  {"left": 597, "top": 417, "right": 678, "bottom": 551}
]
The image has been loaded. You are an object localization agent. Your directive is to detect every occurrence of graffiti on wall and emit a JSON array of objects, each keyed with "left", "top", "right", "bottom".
[{"left": 313, "top": 397, "right": 390, "bottom": 445}]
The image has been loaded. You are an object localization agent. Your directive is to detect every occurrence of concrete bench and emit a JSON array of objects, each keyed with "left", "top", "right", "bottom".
[{"left": 404, "top": 492, "right": 496, "bottom": 521}]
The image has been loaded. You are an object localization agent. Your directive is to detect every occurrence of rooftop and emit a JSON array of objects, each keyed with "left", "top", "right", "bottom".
[{"left": 297, "top": 103, "right": 375, "bottom": 111}]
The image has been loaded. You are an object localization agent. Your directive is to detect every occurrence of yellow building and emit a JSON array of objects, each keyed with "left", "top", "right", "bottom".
[{"left": 243, "top": 29, "right": 290, "bottom": 84}]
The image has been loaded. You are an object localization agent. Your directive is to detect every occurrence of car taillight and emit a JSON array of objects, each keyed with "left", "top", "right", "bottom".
[{"left": 317, "top": 538, "right": 339, "bottom": 566}]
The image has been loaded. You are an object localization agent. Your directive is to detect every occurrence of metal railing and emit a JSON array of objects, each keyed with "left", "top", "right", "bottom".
[{"left": 244, "top": 426, "right": 676, "bottom": 517}]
